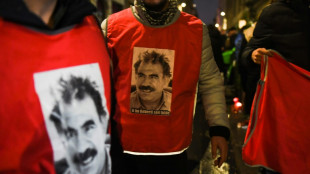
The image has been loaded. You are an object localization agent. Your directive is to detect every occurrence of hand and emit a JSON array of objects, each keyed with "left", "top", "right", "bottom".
[
  {"left": 251, "top": 48, "right": 273, "bottom": 64},
  {"left": 211, "top": 136, "right": 228, "bottom": 168}
]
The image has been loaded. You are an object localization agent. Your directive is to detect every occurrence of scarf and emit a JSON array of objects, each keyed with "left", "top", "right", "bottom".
[{"left": 134, "top": 0, "right": 178, "bottom": 26}]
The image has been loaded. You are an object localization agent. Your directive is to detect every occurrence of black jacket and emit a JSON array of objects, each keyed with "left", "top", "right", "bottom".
[{"left": 241, "top": 0, "right": 310, "bottom": 72}]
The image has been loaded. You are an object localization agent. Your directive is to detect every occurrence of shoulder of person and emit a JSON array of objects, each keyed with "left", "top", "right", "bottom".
[
  {"left": 261, "top": 1, "right": 293, "bottom": 18},
  {"left": 179, "top": 11, "right": 201, "bottom": 22},
  {"left": 108, "top": 7, "right": 132, "bottom": 22},
  {"left": 257, "top": 1, "right": 295, "bottom": 27}
]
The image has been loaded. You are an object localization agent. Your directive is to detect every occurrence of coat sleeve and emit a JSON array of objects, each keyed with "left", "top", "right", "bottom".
[
  {"left": 101, "top": 18, "right": 108, "bottom": 41},
  {"left": 241, "top": 5, "right": 273, "bottom": 69},
  {"left": 199, "top": 23, "right": 230, "bottom": 140}
]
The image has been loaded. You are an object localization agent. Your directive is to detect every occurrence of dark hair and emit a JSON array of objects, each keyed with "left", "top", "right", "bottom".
[
  {"left": 134, "top": 50, "right": 171, "bottom": 77},
  {"left": 50, "top": 75, "right": 106, "bottom": 129}
]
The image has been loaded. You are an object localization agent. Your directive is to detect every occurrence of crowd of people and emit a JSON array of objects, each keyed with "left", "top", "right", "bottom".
[{"left": 0, "top": 0, "right": 309, "bottom": 174}]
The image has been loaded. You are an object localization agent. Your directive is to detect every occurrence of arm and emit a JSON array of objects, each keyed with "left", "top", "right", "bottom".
[
  {"left": 101, "top": 18, "right": 108, "bottom": 41},
  {"left": 199, "top": 23, "right": 230, "bottom": 167},
  {"left": 241, "top": 5, "right": 273, "bottom": 66}
]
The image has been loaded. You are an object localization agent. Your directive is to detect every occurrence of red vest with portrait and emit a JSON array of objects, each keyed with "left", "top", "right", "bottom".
[
  {"left": 107, "top": 8, "right": 203, "bottom": 154},
  {"left": 0, "top": 16, "right": 111, "bottom": 173}
]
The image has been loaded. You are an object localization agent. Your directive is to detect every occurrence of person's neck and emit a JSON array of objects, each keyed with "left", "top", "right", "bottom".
[
  {"left": 23, "top": 0, "right": 57, "bottom": 25},
  {"left": 144, "top": 1, "right": 169, "bottom": 12},
  {"left": 158, "top": 1, "right": 169, "bottom": 12}
]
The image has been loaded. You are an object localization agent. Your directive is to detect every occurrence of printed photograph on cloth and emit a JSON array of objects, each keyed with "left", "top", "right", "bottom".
[
  {"left": 34, "top": 63, "right": 111, "bottom": 174},
  {"left": 130, "top": 47, "right": 175, "bottom": 116}
]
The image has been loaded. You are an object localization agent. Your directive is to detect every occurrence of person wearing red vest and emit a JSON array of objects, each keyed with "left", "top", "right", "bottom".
[
  {"left": 102, "top": 0, "right": 230, "bottom": 173},
  {"left": 0, "top": 0, "right": 112, "bottom": 173}
]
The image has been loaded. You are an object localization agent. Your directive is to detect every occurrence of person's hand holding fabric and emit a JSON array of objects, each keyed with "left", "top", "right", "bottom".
[{"left": 251, "top": 48, "right": 273, "bottom": 64}]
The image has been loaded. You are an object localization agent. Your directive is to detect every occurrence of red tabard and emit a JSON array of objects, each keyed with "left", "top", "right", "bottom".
[
  {"left": 0, "top": 16, "right": 111, "bottom": 173},
  {"left": 242, "top": 50, "right": 310, "bottom": 173},
  {"left": 107, "top": 8, "right": 203, "bottom": 154}
]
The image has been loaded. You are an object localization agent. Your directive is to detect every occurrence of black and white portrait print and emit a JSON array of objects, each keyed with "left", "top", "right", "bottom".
[
  {"left": 130, "top": 47, "right": 175, "bottom": 116},
  {"left": 34, "top": 63, "right": 111, "bottom": 174}
]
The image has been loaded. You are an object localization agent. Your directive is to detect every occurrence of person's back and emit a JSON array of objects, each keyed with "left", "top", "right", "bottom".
[
  {"left": 102, "top": 0, "right": 230, "bottom": 173},
  {"left": 0, "top": 0, "right": 112, "bottom": 173},
  {"left": 242, "top": 0, "right": 310, "bottom": 71},
  {"left": 241, "top": 0, "right": 310, "bottom": 133}
]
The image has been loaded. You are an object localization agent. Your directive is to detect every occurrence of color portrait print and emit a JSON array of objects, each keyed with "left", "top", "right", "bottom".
[
  {"left": 130, "top": 47, "right": 175, "bottom": 116},
  {"left": 34, "top": 63, "right": 111, "bottom": 174}
]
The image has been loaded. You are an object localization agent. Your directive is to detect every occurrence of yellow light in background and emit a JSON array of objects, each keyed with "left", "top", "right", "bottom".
[
  {"left": 181, "top": 2, "right": 186, "bottom": 8},
  {"left": 220, "top": 11, "right": 226, "bottom": 16},
  {"left": 215, "top": 23, "right": 219, "bottom": 28},
  {"left": 238, "top": 19, "right": 247, "bottom": 29},
  {"left": 223, "top": 18, "right": 227, "bottom": 30},
  {"left": 178, "top": 5, "right": 182, "bottom": 11}
]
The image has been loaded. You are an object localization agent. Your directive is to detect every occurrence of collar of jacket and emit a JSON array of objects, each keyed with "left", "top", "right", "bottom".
[{"left": 0, "top": 0, "right": 96, "bottom": 30}]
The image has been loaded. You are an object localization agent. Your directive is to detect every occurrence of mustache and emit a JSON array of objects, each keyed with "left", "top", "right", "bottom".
[
  {"left": 73, "top": 148, "right": 97, "bottom": 164},
  {"left": 138, "top": 85, "right": 155, "bottom": 92}
]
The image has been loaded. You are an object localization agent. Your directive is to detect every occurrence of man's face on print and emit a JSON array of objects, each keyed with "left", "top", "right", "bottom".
[{"left": 61, "top": 95, "right": 106, "bottom": 174}]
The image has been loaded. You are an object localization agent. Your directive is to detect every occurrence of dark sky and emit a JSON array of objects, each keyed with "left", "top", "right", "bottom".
[{"left": 193, "top": 0, "right": 218, "bottom": 25}]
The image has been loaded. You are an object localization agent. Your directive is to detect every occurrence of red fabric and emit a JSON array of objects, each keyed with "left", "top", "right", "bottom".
[
  {"left": 242, "top": 50, "right": 310, "bottom": 173},
  {"left": 107, "top": 9, "right": 203, "bottom": 153},
  {"left": 0, "top": 16, "right": 111, "bottom": 173}
]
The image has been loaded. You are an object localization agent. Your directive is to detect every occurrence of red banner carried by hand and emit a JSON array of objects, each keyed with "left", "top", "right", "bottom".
[{"left": 242, "top": 50, "right": 310, "bottom": 174}]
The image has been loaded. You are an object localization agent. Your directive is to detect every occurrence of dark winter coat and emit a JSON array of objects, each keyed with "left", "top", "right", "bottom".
[{"left": 241, "top": 0, "right": 310, "bottom": 72}]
